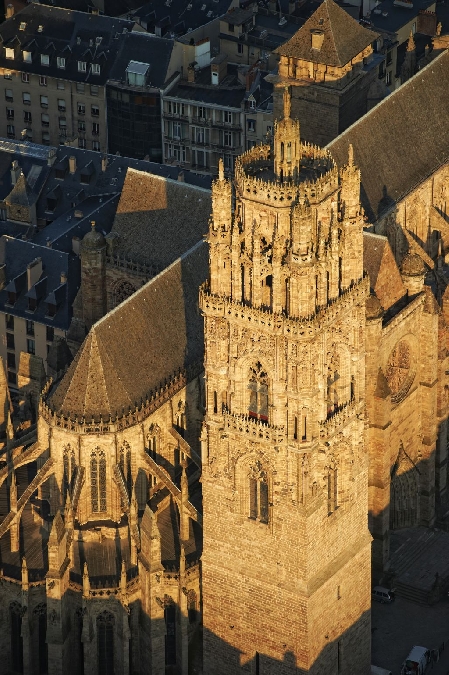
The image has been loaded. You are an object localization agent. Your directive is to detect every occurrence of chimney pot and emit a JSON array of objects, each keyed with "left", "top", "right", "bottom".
[{"left": 69, "top": 156, "right": 76, "bottom": 174}]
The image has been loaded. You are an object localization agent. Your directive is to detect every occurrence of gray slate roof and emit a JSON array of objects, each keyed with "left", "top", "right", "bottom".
[
  {"left": 328, "top": 50, "right": 449, "bottom": 221},
  {"left": 110, "top": 167, "right": 211, "bottom": 269},
  {"left": 48, "top": 240, "right": 208, "bottom": 419},
  {"left": 275, "top": 0, "right": 378, "bottom": 66}
]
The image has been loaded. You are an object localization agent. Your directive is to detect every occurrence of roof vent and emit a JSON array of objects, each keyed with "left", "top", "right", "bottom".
[
  {"left": 74, "top": 210, "right": 83, "bottom": 218},
  {"left": 278, "top": 16, "right": 287, "bottom": 26},
  {"left": 76, "top": 36, "right": 81, "bottom": 44},
  {"left": 19, "top": 21, "right": 26, "bottom": 30},
  {"left": 37, "top": 24, "right": 43, "bottom": 32},
  {"left": 95, "top": 36, "right": 102, "bottom": 45},
  {"left": 187, "top": 3, "right": 192, "bottom": 9}
]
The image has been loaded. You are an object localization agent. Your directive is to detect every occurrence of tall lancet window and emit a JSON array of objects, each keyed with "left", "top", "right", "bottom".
[
  {"left": 97, "top": 611, "right": 115, "bottom": 675},
  {"left": 91, "top": 447, "right": 106, "bottom": 513},
  {"left": 248, "top": 362, "right": 269, "bottom": 421},
  {"left": 63, "top": 444, "right": 76, "bottom": 495},
  {"left": 249, "top": 461, "right": 269, "bottom": 524}
]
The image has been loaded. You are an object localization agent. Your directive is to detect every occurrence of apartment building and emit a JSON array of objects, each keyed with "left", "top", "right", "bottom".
[
  {"left": 0, "top": 5, "right": 135, "bottom": 152},
  {"left": 162, "top": 57, "right": 272, "bottom": 176}
]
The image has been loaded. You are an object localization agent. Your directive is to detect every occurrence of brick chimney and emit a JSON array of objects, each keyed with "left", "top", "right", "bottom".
[
  {"left": 27, "top": 258, "right": 42, "bottom": 290},
  {"left": 6, "top": 4, "right": 14, "bottom": 18},
  {"left": 69, "top": 156, "right": 76, "bottom": 174},
  {"left": 211, "top": 54, "right": 228, "bottom": 86}
]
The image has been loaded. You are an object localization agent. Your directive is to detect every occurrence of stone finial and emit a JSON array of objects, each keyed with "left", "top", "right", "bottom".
[
  {"left": 83, "top": 562, "right": 90, "bottom": 598},
  {"left": 406, "top": 31, "right": 415, "bottom": 52},
  {"left": 180, "top": 542, "right": 186, "bottom": 577},
  {"left": 348, "top": 143, "right": 354, "bottom": 167},
  {"left": 21, "top": 557, "right": 29, "bottom": 591},
  {"left": 436, "top": 21, "right": 442, "bottom": 36},
  {"left": 120, "top": 559, "right": 127, "bottom": 596},
  {"left": 283, "top": 86, "right": 291, "bottom": 119},
  {"left": 218, "top": 157, "right": 224, "bottom": 182},
  {"left": 91, "top": 220, "right": 96, "bottom": 230}
]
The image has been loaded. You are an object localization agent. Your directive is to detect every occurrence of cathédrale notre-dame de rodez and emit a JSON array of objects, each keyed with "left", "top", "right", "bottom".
[{"left": 3, "top": 49, "right": 449, "bottom": 675}]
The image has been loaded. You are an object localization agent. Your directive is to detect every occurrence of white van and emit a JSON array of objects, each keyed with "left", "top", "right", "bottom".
[
  {"left": 401, "top": 646, "right": 430, "bottom": 675},
  {"left": 371, "top": 666, "right": 392, "bottom": 675},
  {"left": 371, "top": 586, "right": 395, "bottom": 603}
]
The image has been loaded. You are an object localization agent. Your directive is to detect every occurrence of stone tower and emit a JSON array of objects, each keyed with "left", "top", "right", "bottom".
[
  {"left": 80, "top": 220, "right": 107, "bottom": 329},
  {"left": 200, "top": 93, "right": 372, "bottom": 674}
]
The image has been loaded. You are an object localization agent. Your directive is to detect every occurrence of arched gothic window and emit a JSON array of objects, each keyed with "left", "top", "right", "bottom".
[
  {"left": 187, "top": 590, "right": 198, "bottom": 624},
  {"left": 249, "top": 462, "right": 269, "bottom": 524},
  {"left": 327, "top": 461, "right": 338, "bottom": 515},
  {"left": 63, "top": 444, "right": 76, "bottom": 495},
  {"left": 112, "top": 279, "right": 137, "bottom": 308},
  {"left": 119, "top": 442, "right": 132, "bottom": 495},
  {"left": 33, "top": 603, "right": 47, "bottom": 675},
  {"left": 97, "top": 611, "right": 114, "bottom": 675},
  {"left": 10, "top": 601, "right": 23, "bottom": 674},
  {"left": 147, "top": 423, "right": 161, "bottom": 459},
  {"left": 248, "top": 363, "right": 268, "bottom": 421},
  {"left": 91, "top": 447, "right": 106, "bottom": 513}
]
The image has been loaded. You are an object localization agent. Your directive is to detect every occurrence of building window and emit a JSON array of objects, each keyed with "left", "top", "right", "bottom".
[
  {"left": 76, "top": 82, "right": 85, "bottom": 93},
  {"left": 223, "top": 154, "right": 233, "bottom": 172},
  {"left": 90, "top": 85, "right": 99, "bottom": 96},
  {"left": 40, "top": 95, "right": 48, "bottom": 108},
  {"left": 63, "top": 444, "right": 75, "bottom": 494},
  {"left": 57, "top": 80, "right": 65, "bottom": 90},
  {"left": 59, "top": 116, "right": 66, "bottom": 129},
  {"left": 248, "top": 362, "right": 268, "bottom": 421},
  {"left": 39, "top": 75, "right": 47, "bottom": 86},
  {"left": 5, "top": 89, "right": 13, "bottom": 102},
  {"left": 78, "top": 138, "right": 86, "bottom": 149},
  {"left": 7, "top": 352, "right": 15, "bottom": 370},
  {"left": 228, "top": 22, "right": 234, "bottom": 32},
  {"left": 4, "top": 72, "right": 12, "bottom": 80},
  {"left": 92, "top": 140, "right": 100, "bottom": 151},
  {"left": 92, "top": 122, "right": 99, "bottom": 135},
  {"left": 224, "top": 110, "right": 232, "bottom": 124},
  {"left": 8, "top": 371, "right": 16, "bottom": 385},
  {"left": 42, "top": 131, "right": 50, "bottom": 145},
  {"left": 57, "top": 57, "right": 66, "bottom": 69},
  {"left": 24, "top": 111, "right": 31, "bottom": 123},
  {"left": 27, "top": 339, "right": 35, "bottom": 355},
  {"left": 40, "top": 54, "right": 49, "bottom": 66},
  {"left": 327, "top": 461, "right": 338, "bottom": 514},
  {"left": 78, "top": 61, "right": 87, "bottom": 72},
  {"left": 198, "top": 105, "right": 206, "bottom": 119},
  {"left": 249, "top": 462, "right": 269, "bottom": 523},
  {"left": 41, "top": 113, "right": 49, "bottom": 127},
  {"left": 224, "top": 130, "right": 232, "bottom": 147},
  {"left": 21, "top": 72, "right": 29, "bottom": 83},
  {"left": 91, "top": 104, "right": 99, "bottom": 117},
  {"left": 6, "top": 332, "right": 14, "bottom": 349},
  {"left": 238, "top": 42, "right": 244, "bottom": 54},
  {"left": 58, "top": 99, "right": 66, "bottom": 112},
  {"left": 6, "top": 314, "right": 14, "bottom": 330},
  {"left": 6, "top": 108, "right": 14, "bottom": 119},
  {"left": 7, "top": 124, "right": 14, "bottom": 138},
  {"left": 386, "top": 71, "right": 391, "bottom": 86},
  {"left": 386, "top": 50, "right": 392, "bottom": 66},
  {"left": 92, "top": 63, "right": 100, "bottom": 75},
  {"left": 46, "top": 325, "right": 54, "bottom": 342},
  {"left": 77, "top": 102, "right": 85, "bottom": 115},
  {"left": 247, "top": 118, "right": 256, "bottom": 132},
  {"left": 91, "top": 447, "right": 106, "bottom": 512},
  {"left": 78, "top": 120, "right": 86, "bottom": 132},
  {"left": 26, "top": 320, "right": 34, "bottom": 336},
  {"left": 97, "top": 612, "right": 114, "bottom": 675},
  {"left": 5, "top": 47, "right": 14, "bottom": 59},
  {"left": 10, "top": 602, "right": 23, "bottom": 673},
  {"left": 22, "top": 50, "right": 32, "bottom": 63}
]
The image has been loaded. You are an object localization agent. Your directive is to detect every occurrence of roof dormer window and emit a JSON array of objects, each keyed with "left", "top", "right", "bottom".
[
  {"left": 41, "top": 54, "right": 49, "bottom": 66},
  {"left": 78, "top": 60, "right": 86, "bottom": 72},
  {"left": 57, "top": 56, "right": 66, "bottom": 69},
  {"left": 19, "top": 22, "right": 26, "bottom": 30},
  {"left": 311, "top": 29, "right": 324, "bottom": 51},
  {"left": 22, "top": 50, "right": 32, "bottom": 63},
  {"left": 5, "top": 47, "right": 14, "bottom": 59},
  {"left": 92, "top": 63, "right": 100, "bottom": 75}
]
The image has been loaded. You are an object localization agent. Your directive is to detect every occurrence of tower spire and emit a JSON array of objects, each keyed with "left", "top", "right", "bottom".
[{"left": 273, "top": 86, "right": 300, "bottom": 183}]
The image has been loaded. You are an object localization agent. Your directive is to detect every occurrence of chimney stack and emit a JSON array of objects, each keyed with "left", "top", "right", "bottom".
[
  {"left": 101, "top": 155, "right": 108, "bottom": 172},
  {"left": 69, "top": 156, "right": 76, "bottom": 174},
  {"left": 27, "top": 258, "right": 42, "bottom": 290},
  {"left": 10, "top": 160, "right": 21, "bottom": 186},
  {"left": 6, "top": 4, "right": 14, "bottom": 18},
  {"left": 187, "top": 62, "right": 197, "bottom": 83}
]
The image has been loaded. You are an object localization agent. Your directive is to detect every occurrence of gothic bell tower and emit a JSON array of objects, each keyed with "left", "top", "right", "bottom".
[{"left": 200, "top": 92, "right": 372, "bottom": 675}]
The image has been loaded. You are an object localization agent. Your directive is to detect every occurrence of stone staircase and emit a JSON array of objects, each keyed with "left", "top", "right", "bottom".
[{"left": 388, "top": 527, "right": 449, "bottom": 604}]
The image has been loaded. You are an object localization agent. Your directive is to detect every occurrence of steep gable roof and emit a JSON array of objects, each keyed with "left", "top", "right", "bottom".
[
  {"left": 275, "top": 0, "right": 378, "bottom": 66},
  {"left": 363, "top": 232, "right": 405, "bottom": 311},
  {"left": 48, "top": 241, "right": 207, "bottom": 419},
  {"left": 111, "top": 168, "right": 211, "bottom": 269},
  {"left": 328, "top": 50, "right": 449, "bottom": 221}
]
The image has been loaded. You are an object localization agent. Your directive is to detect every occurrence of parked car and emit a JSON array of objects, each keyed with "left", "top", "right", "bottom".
[
  {"left": 401, "top": 646, "right": 431, "bottom": 675},
  {"left": 372, "top": 586, "right": 395, "bottom": 603}
]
